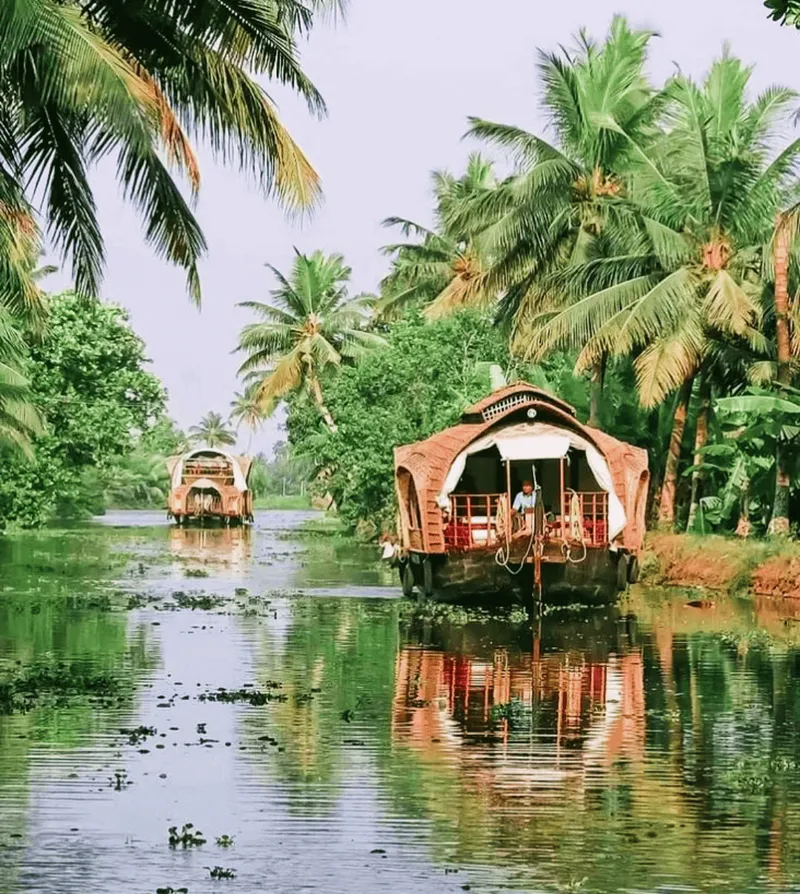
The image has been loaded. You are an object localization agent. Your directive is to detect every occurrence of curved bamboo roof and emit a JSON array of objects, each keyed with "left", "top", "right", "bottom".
[{"left": 394, "top": 383, "right": 649, "bottom": 554}]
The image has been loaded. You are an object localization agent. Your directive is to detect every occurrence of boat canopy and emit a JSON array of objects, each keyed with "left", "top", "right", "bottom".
[
  {"left": 170, "top": 448, "right": 249, "bottom": 492},
  {"left": 436, "top": 422, "right": 627, "bottom": 540}
]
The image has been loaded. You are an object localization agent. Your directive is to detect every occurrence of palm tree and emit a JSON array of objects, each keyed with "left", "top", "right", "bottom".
[
  {"left": 768, "top": 209, "right": 797, "bottom": 535},
  {"left": 0, "top": 313, "right": 42, "bottom": 454},
  {"left": 230, "top": 385, "right": 264, "bottom": 451},
  {"left": 377, "top": 154, "right": 496, "bottom": 320},
  {"left": 236, "top": 251, "right": 385, "bottom": 433},
  {"left": 0, "top": 0, "right": 337, "bottom": 304},
  {"left": 531, "top": 53, "right": 800, "bottom": 527},
  {"left": 189, "top": 412, "right": 237, "bottom": 449},
  {"left": 448, "top": 16, "right": 662, "bottom": 426},
  {"left": 766, "top": 0, "right": 800, "bottom": 26}
]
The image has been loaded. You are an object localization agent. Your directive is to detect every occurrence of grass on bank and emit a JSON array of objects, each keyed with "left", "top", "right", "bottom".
[
  {"left": 254, "top": 494, "right": 313, "bottom": 510},
  {"left": 643, "top": 533, "right": 800, "bottom": 596}
]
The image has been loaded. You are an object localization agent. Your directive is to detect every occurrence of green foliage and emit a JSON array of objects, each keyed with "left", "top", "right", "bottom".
[
  {"left": 286, "top": 312, "right": 522, "bottom": 530},
  {"left": 766, "top": 0, "right": 800, "bottom": 25},
  {"left": 0, "top": 0, "right": 334, "bottom": 305},
  {"left": 0, "top": 293, "right": 166, "bottom": 526},
  {"left": 237, "top": 250, "right": 385, "bottom": 429},
  {"left": 189, "top": 411, "right": 237, "bottom": 448},
  {"left": 694, "top": 385, "right": 800, "bottom": 533}
]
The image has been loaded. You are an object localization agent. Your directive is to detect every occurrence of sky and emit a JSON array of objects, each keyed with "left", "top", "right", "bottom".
[{"left": 48, "top": 0, "right": 800, "bottom": 456}]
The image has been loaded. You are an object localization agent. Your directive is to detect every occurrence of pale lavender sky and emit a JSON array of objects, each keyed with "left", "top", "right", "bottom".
[{"left": 48, "top": 0, "right": 800, "bottom": 454}]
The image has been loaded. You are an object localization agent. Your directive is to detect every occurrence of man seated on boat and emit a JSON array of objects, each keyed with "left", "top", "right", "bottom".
[{"left": 511, "top": 480, "right": 536, "bottom": 530}]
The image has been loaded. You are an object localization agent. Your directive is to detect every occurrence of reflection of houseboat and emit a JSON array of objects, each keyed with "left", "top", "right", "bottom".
[
  {"left": 394, "top": 644, "right": 645, "bottom": 760},
  {"left": 393, "top": 383, "right": 649, "bottom": 602},
  {"left": 167, "top": 448, "right": 254, "bottom": 525}
]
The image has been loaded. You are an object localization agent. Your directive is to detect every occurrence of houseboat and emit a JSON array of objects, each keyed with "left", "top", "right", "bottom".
[
  {"left": 392, "top": 383, "right": 649, "bottom": 602},
  {"left": 166, "top": 448, "right": 254, "bottom": 526}
]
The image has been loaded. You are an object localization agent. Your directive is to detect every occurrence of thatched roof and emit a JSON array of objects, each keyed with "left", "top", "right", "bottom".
[{"left": 394, "top": 382, "right": 649, "bottom": 554}]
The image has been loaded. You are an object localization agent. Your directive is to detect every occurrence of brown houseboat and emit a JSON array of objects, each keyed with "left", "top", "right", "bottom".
[
  {"left": 167, "top": 448, "right": 254, "bottom": 526},
  {"left": 392, "top": 383, "right": 649, "bottom": 602}
]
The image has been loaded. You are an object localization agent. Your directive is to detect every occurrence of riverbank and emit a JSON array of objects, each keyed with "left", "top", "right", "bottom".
[{"left": 642, "top": 533, "right": 800, "bottom": 597}]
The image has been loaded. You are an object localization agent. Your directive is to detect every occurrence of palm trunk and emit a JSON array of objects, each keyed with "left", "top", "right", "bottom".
[
  {"left": 686, "top": 376, "right": 711, "bottom": 532},
  {"left": 588, "top": 356, "right": 606, "bottom": 429},
  {"left": 309, "top": 373, "right": 337, "bottom": 434},
  {"left": 770, "top": 218, "right": 791, "bottom": 536},
  {"left": 658, "top": 378, "right": 693, "bottom": 530}
]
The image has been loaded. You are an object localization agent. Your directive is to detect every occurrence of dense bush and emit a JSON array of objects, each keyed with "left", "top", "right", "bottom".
[{"left": 0, "top": 293, "right": 166, "bottom": 526}]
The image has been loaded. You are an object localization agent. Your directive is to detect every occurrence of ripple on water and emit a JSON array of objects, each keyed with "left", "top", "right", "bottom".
[{"left": 1, "top": 511, "right": 800, "bottom": 893}]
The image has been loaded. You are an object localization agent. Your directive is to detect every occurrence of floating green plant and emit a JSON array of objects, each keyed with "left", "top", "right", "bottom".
[
  {"left": 208, "top": 867, "right": 236, "bottom": 879},
  {"left": 0, "top": 659, "right": 123, "bottom": 715},
  {"left": 109, "top": 770, "right": 130, "bottom": 791},
  {"left": 171, "top": 591, "right": 227, "bottom": 610},
  {"left": 121, "top": 725, "right": 157, "bottom": 745},
  {"left": 215, "top": 835, "right": 235, "bottom": 848},
  {"left": 168, "top": 824, "right": 207, "bottom": 848},
  {"left": 199, "top": 686, "right": 286, "bottom": 706},
  {"left": 489, "top": 699, "right": 527, "bottom": 729}
]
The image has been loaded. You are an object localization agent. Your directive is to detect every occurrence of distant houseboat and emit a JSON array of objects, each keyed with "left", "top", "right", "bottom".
[
  {"left": 167, "top": 448, "right": 253, "bottom": 526},
  {"left": 392, "top": 383, "right": 649, "bottom": 602}
]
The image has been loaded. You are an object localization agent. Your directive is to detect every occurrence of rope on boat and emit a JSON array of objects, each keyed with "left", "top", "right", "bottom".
[
  {"left": 495, "top": 463, "right": 540, "bottom": 577},
  {"left": 561, "top": 489, "right": 588, "bottom": 565}
]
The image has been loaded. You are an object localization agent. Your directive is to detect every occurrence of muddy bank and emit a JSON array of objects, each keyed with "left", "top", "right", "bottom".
[{"left": 642, "top": 533, "right": 800, "bottom": 597}]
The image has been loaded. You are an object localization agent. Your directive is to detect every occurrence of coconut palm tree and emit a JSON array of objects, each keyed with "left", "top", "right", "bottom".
[
  {"left": 767, "top": 206, "right": 800, "bottom": 534},
  {"left": 766, "top": 0, "right": 800, "bottom": 26},
  {"left": 0, "top": 313, "right": 42, "bottom": 454},
  {"left": 445, "top": 16, "right": 663, "bottom": 426},
  {"left": 236, "top": 251, "right": 385, "bottom": 433},
  {"left": 0, "top": 0, "right": 337, "bottom": 304},
  {"left": 189, "top": 412, "right": 237, "bottom": 449},
  {"left": 377, "top": 154, "right": 496, "bottom": 320},
  {"left": 530, "top": 53, "right": 800, "bottom": 526},
  {"left": 230, "top": 385, "right": 264, "bottom": 450}
]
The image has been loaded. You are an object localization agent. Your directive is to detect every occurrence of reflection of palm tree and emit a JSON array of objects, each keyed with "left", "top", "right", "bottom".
[{"left": 245, "top": 599, "right": 399, "bottom": 800}]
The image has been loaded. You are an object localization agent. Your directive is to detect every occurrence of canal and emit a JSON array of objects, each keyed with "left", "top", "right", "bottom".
[{"left": 1, "top": 511, "right": 799, "bottom": 893}]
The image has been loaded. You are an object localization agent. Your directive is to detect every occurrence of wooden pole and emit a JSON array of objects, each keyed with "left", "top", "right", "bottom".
[{"left": 559, "top": 456, "right": 565, "bottom": 539}]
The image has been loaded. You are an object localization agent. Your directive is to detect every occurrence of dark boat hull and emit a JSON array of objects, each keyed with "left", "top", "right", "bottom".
[{"left": 402, "top": 548, "right": 628, "bottom": 606}]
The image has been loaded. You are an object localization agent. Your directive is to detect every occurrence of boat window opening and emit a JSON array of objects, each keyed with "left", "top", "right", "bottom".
[
  {"left": 397, "top": 468, "right": 423, "bottom": 533},
  {"left": 444, "top": 449, "right": 610, "bottom": 551}
]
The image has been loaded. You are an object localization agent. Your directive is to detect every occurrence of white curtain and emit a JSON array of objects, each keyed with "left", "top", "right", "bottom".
[
  {"left": 171, "top": 450, "right": 248, "bottom": 492},
  {"left": 585, "top": 446, "right": 626, "bottom": 540},
  {"left": 436, "top": 423, "right": 628, "bottom": 542}
]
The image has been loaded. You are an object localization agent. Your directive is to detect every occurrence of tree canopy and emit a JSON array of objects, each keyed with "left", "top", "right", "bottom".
[{"left": 0, "top": 293, "right": 166, "bottom": 526}]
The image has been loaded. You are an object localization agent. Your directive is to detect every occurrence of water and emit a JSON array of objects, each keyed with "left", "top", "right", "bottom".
[{"left": 1, "top": 511, "right": 800, "bottom": 893}]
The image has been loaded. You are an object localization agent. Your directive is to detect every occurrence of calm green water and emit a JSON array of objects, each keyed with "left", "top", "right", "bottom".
[{"left": 1, "top": 511, "right": 800, "bottom": 893}]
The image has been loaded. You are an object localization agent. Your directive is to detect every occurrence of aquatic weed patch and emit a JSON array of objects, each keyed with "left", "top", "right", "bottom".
[
  {"left": 199, "top": 684, "right": 287, "bottom": 706},
  {"left": 120, "top": 725, "right": 157, "bottom": 745},
  {"left": 489, "top": 699, "right": 528, "bottom": 729},
  {"left": 170, "top": 590, "right": 228, "bottom": 611},
  {"left": 721, "top": 756, "right": 799, "bottom": 793},
  {"left": 168, "top": 824, "right": 206, "bottom": 847},
  {"left": 718, "top": 628, "right": 775, "bottom": 651},
  {"left": 0, "top": 659, "right": 124, "bottom": 715},
  {"left": 208, "top": 866, "right": 236, "bottom": 879},
  {"left": 398, "top": 601, "right": 529, "bottom": 626}
]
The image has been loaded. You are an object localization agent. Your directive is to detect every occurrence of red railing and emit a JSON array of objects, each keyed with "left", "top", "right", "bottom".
[
  {"left": 445, "top": 494, "right": 503, "bottom": 550},
  {"left": 555, "top": 491, "right": 609, "bottom": 547},
  {"left": 443, "top": 491, "right": 609, "bottom": 551}
]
